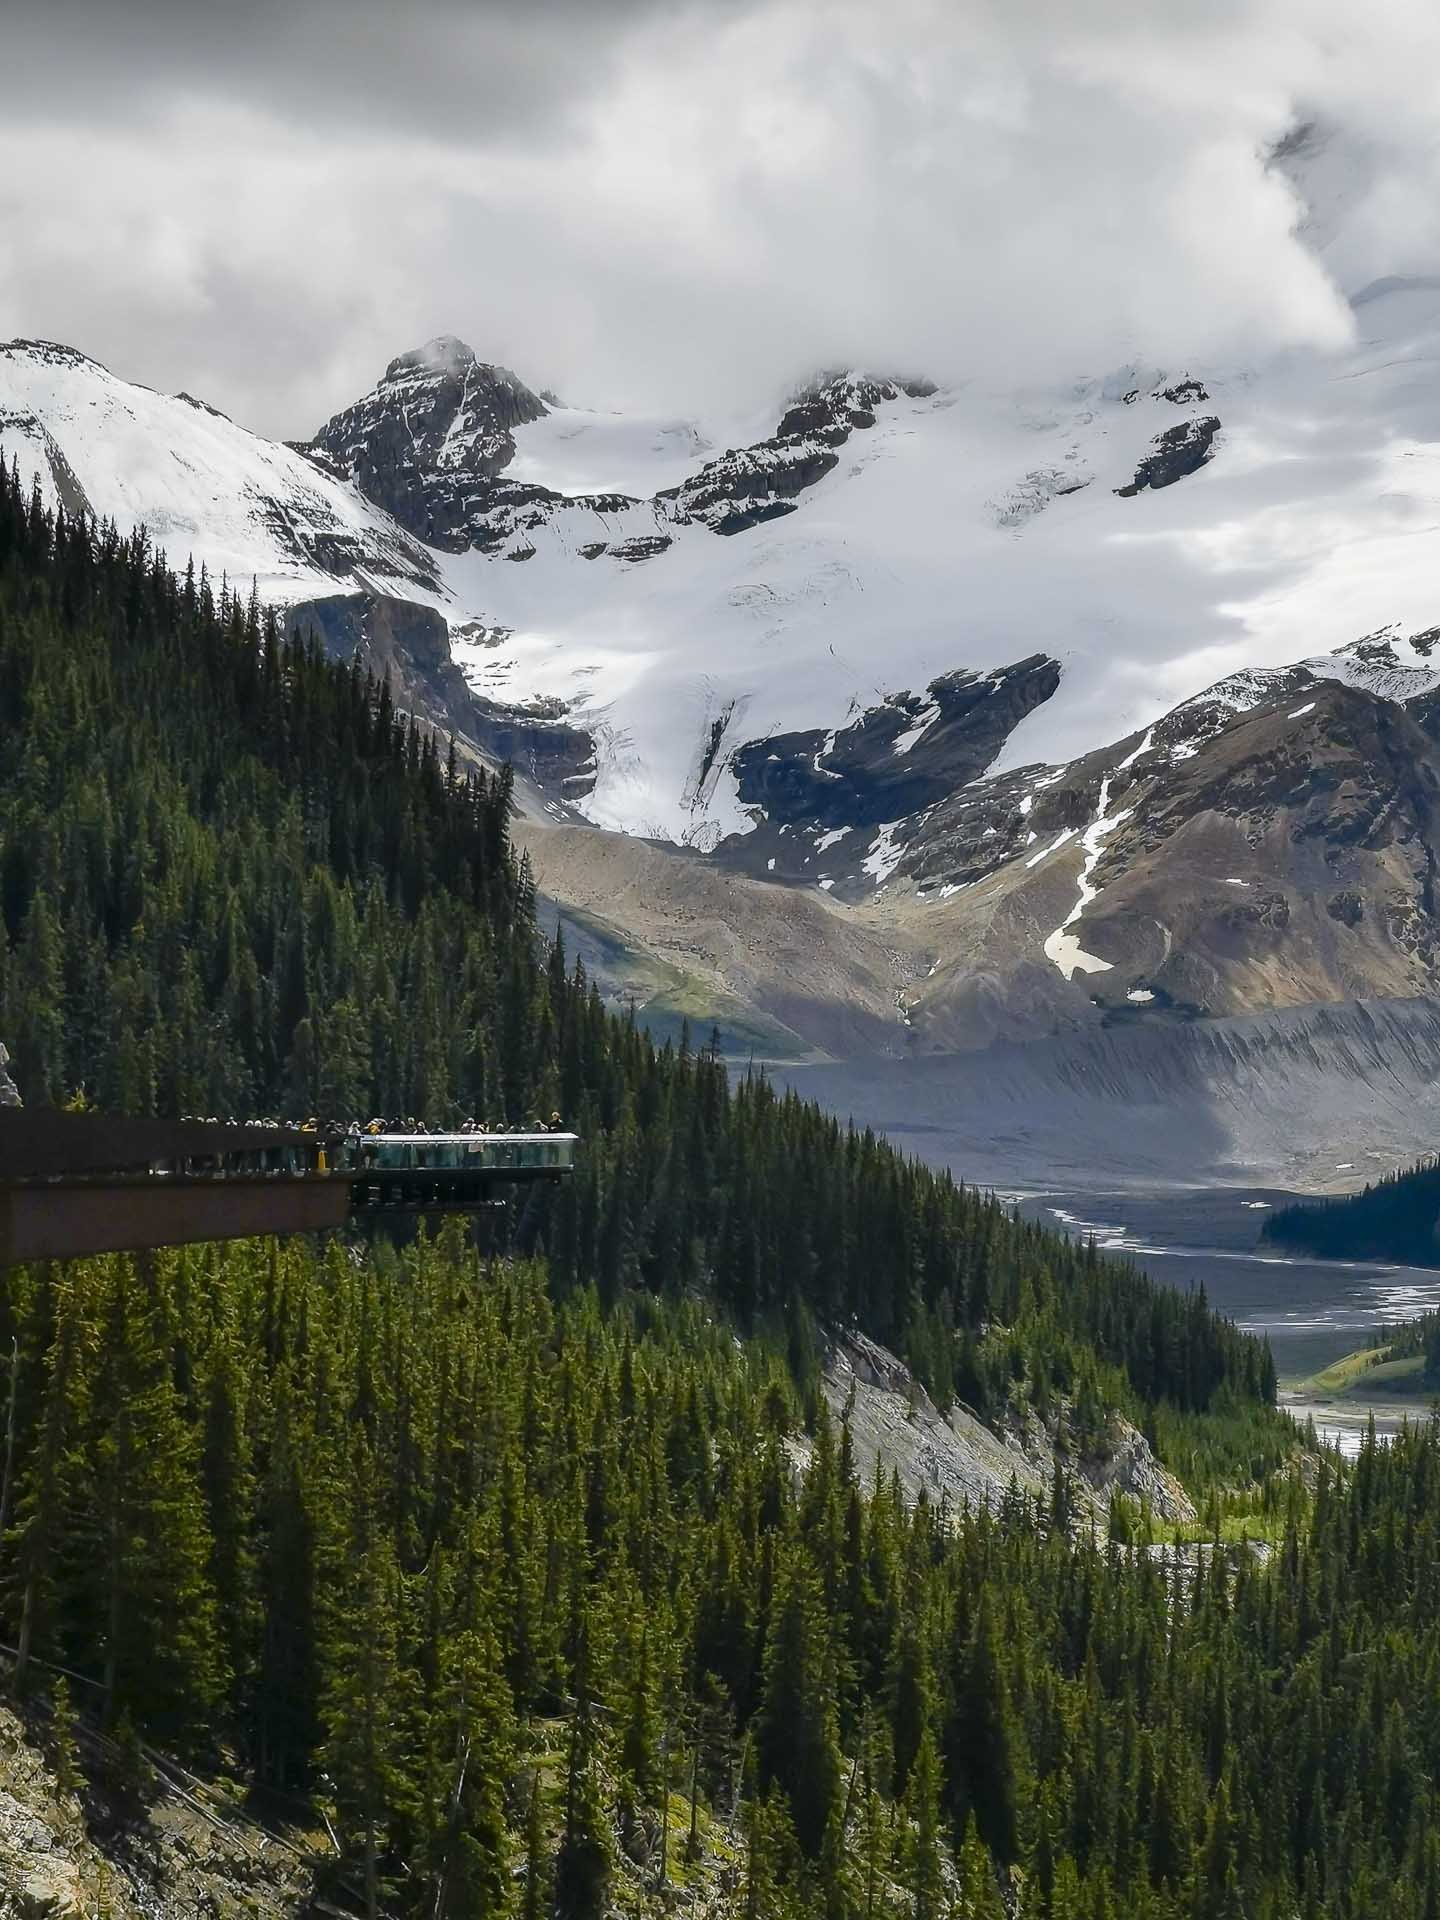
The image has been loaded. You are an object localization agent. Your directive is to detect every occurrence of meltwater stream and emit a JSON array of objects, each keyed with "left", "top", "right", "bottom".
[{"left": 1013, "top": 1185, "right": 1440, "bottom": 1457}]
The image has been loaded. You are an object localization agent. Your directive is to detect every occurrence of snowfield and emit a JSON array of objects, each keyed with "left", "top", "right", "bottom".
[
  {"left": 0, "top": 340, "right": 442, "bottom": 607},
  {"left": 506, "top": 404, "right": 712, "bottom": 498},
  {"left": 430, "top": 268, "right": 1440, "bottom": 846}
]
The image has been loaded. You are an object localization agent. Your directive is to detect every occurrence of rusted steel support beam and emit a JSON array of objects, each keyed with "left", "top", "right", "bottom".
[{"left": 0, "top": 1177, "right": 351, "bottom": 1266}]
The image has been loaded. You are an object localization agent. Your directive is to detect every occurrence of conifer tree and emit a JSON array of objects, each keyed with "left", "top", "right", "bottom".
[
  {"left": 321, "top": 1440, "right": 411, "bottom": 1920},
  {"left": 947, "top": 1589, "right": 1020, "bottom": 1864},
  {"left": 906, "top": 1727, "right": 946, "bottom": 1920},
  {"left": 757, "top": 1551, "right": 844, "bottom": 1858}
]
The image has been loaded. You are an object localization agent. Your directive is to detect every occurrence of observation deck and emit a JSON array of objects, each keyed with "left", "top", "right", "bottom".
[{"left": 0, "top": 1112, "right": 576, "bottom": 1265}]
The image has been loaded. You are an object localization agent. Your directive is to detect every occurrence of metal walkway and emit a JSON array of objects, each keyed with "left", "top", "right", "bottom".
[{"left": 0, "top": 1112, "right": 576, "bottom": 1265}]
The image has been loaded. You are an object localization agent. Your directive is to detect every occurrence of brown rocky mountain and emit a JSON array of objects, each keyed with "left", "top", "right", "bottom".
[{"left": 524, "top": 640, "right": 1440, "bottom": 1124}]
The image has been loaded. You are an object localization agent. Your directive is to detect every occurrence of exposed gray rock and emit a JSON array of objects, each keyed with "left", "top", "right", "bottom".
[
  {"left": 1155, "top": 378, "right": 1210, "bottom": 404},
  {"left": 0, "top": 1044, "right": 20, "bottom": 1108},
  {"left": 1082, "top": 1417, "right": 1195, "bottom": 1524},
  {"left": 465, "top": 697, "right": 597, "bottom": 798},
  {"left": 304, "top": 335, "right": 642, "bottom": 566},
  {"left": 306, "top": 335, "right": 549, "bottom": 550},
  {"left": 0, "top": 413, "right": 94, "bottom": 523},
  {"left": 608, "top": 533, "right": 673, "bottom": 563},
  {"left": 890, "top": 761, "right": 1049, "bottom": 895},
  {"left": 659, "top": 372, "right": 933, "bottom": 536},
  {"left": 808, "top": 1329, "right": 1194, "bottom": 1526},
  {"left": 285, "top": 591, "right": 597, "bottom": 800},
  {"left": 459, "top": 477, "right": 640, "bottom": 556},
  {"left": 657, "top": 438, "right": 838, "bottom": 536},
  {"left": 0, "top": 1785, "right": 89, "bottom": 1919},
  {"left": 718, "top": 655, "right": 1061, "bottom": 890},
  {"left": 0, "top": 1697, "right": 319, "bottom": 1917},
  {"left": 284, "top": 589, "right": 472, "bottom": 729},
  {"left": 1115, "top": 416, "right": 1221, "bottom": 495}
]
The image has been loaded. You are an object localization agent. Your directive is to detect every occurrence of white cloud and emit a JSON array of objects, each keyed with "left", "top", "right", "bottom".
[{"left": 3, "top": 0, "right": 1440, "bottom": 433}]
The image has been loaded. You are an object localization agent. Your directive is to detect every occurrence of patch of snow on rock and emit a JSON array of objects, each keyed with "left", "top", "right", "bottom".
[
  {"left": 1042, "top": 773, "right": 1132, "bottom": 981},
  {"left": 862, "top": 820, "right": 905, "bottom": 885},
  {"left": 1025, "top": 827, "right": 1077, "bottom": 868}
]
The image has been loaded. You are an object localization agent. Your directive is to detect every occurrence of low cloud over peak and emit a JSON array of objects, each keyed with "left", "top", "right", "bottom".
[{"left": 4, "top": 0, "right": 1439, "bottom": 435}]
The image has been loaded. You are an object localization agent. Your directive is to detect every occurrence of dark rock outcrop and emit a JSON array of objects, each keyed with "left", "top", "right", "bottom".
[
  {"left": 284, "top": 590, "right": 597, "bottom": 799},
  {"left": 465, "top": 700, "right": 597, "bottom": 798},
  {"left": 459, "top": 477, "right": 640, "bottom": 555},
  {"left": 609, "top": 532, "right": 673, "bottom": 563},
  {"left": 660, "top": 372, "right": 935, "bottom": 536},
  {"left": 729, "top": 655, "right": 1060, "bottom": 837},
  {"left": 660, "top": 442, "right": 834, "bottom": 536},
  {"left": 897, "top": 763, "right": 1053, "bottom": 894},
  {"left": 716, "top": 655, "right": 1061, "bottom": 890},
  {"left": 1116, "top": 416, "right": 1221, "bottom": 496},
  {"left": 1156, "top": 378, "right": 1209, "bottom": 404},
  {"left": 285, "top": 589, "right": 471, "bottom": 721},
  {"left": 305, "top": 336, "right": 552, "bottom": 551},
  {"left": 0, "top": 410, "right": 95, "bottom": 521}
]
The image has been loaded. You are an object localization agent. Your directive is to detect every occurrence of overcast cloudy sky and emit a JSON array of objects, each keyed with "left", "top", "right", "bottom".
[{"left": 4, "top": 0, "right": 1440, "bottom": 437}]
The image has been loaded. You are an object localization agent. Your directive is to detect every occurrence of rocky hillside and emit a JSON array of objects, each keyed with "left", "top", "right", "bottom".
[
  {"left": 804, "top": 1330, "right": 1195, "bottom": 1526},
  {"left": 861, "top": 635, "right": 1440, "bottom": 1031},
  {"left": 0, "top": 1695, "right": 326, "bottom": 1918},
  {"left": 525, "top": 632, "right": 1440, "bottom": 1062}
]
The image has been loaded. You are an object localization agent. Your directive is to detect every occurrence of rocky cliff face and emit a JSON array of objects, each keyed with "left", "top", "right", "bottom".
[
  {"left": 718, "top": 655, "right": 1061, "bottom": 887},
  {"left": 1115, "top": 415, "right": 1221, "bottom": 496},
  {"left": 305, "top": 335, "right": 552, "bottom": 551},
  {"left": 658, "top": 371, "right": 935, "bottom": 535},
  {"left": 798, "top": 1329, "right": 1194, "bottom": 1525}
]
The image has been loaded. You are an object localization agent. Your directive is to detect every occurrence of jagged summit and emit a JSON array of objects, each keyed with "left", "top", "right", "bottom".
[
  {"left": 0, "top": 337, "right": 104, "bottom": 373},
  {"left": 378, "top": 333, "right": 545, "bottom": 415},
  {"left": 306, "top": 336, "right": 551, "bottom": 550},
  {"left": 391, "top": 332, "right": 483, "bottom": 376}
]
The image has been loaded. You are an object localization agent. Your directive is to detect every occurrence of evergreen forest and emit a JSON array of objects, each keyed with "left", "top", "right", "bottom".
[{"left": 1265, "top": 1159, "right": 1440, "bottom": 1269}]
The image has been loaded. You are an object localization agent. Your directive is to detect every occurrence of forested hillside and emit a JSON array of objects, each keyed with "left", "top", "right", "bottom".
[
  {"left": 0, "top": 460, "right": 1273, "bottom": 1428},
  {"left": 4, "top": 1233, "right": 1440, "bottom": 1920},
  {"left": 1264, "top": 1159, "right": 1440, "bottom": 1267},
  {"left": 1365, "top": 1307, "right": 1440, "bottom": 1387},
  {"left": 0, "top": 461, "right": 1362, "bottom": 1918}
]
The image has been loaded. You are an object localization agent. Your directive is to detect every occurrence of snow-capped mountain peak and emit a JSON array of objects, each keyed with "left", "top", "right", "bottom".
[
  {"left": 14, "top": 145, "right": 1440, "bottom": 863},
  {"left": 0, "top": 335, "right": 443, "bottom": 603},
  {"left": 303, "top": 337, "right": 551, "bottom": 553}
]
